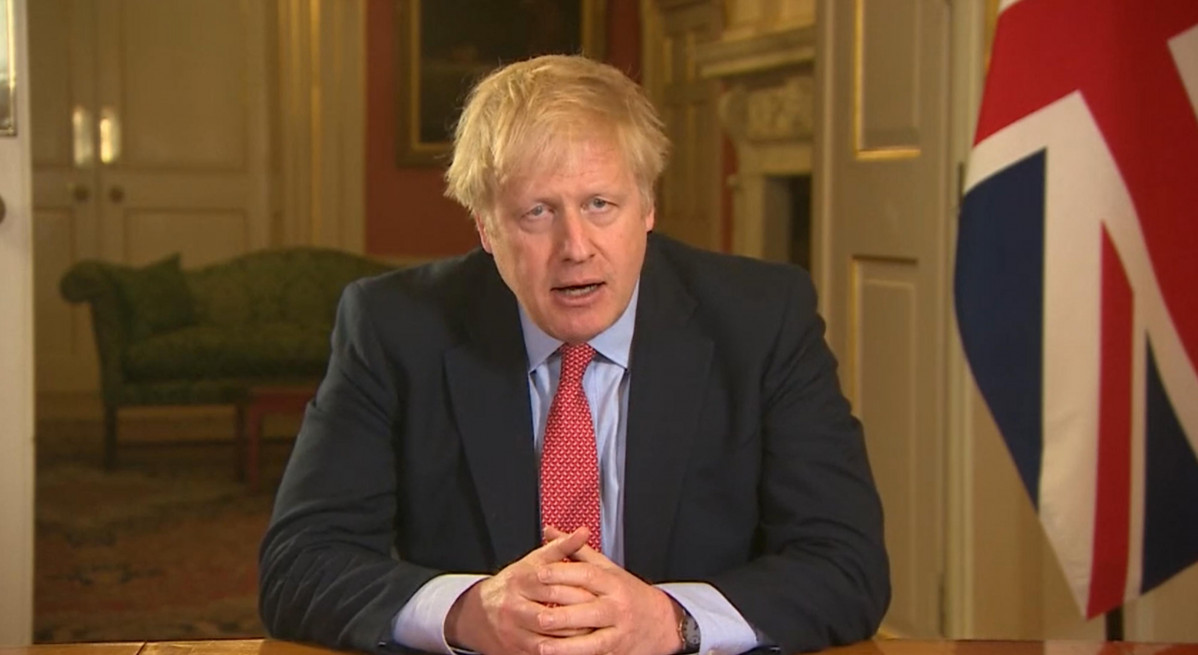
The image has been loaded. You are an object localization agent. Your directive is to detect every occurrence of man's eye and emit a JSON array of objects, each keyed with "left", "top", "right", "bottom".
[
  {"left": 526, "top": 205, "right": 547, "bottom": 218},
  {"left": 587, "top": 198, "right": 610, "bottom": 210}
]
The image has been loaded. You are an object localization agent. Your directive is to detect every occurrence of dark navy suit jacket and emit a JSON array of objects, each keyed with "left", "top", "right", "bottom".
[{"left": 259, "top": 234, "right": 890, "bottom": 654}]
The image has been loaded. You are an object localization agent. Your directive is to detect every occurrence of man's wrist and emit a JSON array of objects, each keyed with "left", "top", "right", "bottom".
[
  {"left": 394, "top": 573, "right": 485, "bottom": 654},
  {"left": 663, "top": 593, "right": 695, "bottom": 655},
  {"left": 655, "top": 582, "right": 760, "bottom": 655},
  {"left": 675, "top": 604, "right": 701, "bottom": 654},
  {"left": 444, "top": 579, "right": 485, "bottom": 652}
]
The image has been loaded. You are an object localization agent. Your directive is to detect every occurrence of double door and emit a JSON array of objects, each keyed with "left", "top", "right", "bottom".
[
  {"left": 816, "top": 0, "right": 952, "bottom": 638},
  {"left": 30, "top": 0, "right": 272, "bottom": 393}
]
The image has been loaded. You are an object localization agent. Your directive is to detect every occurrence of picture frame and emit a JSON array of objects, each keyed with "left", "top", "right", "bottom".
[{"left": 394, "top": 0, "right": 606, "bottom": 166}]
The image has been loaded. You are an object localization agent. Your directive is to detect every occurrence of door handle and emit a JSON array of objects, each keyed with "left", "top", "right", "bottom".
[
  {"left": 109, "top": 186, "right": 125, "bottom": 203},
  {"left": 0, "top": 194, "right": 6, "bottom": 224},
  {"left": 70, "top": 184, "right": 91, "bottom": 202}
]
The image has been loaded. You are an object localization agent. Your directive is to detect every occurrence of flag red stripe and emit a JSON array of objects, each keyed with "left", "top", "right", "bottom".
[
  {"left": 974, "top": 0, "right": 1098, "bottom": 145},
  {"left": 976, "top": 0, "right": 1198, "bottom": 379},
  {"left": 1087, "top": 228, "right": 1134, "bottom": 618}
]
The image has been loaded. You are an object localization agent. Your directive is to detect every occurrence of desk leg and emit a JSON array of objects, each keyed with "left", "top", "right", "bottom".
[
  {"left": 103, "top": 406, "right": 118, "bottom": 470},
  {"left": 247, "top": 407, "right": 264, "bottom": 493},
  {"left": 234, "top": 403, "right": 247, "bottom": 482}
]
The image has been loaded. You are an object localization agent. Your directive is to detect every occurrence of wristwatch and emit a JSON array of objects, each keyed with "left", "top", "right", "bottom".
[{"left": 678, "top": 608, "right": 701, "bottom": 654}]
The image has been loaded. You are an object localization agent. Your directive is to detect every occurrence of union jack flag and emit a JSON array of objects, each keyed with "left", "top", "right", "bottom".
[{"left": 955, "top": 0, "right": 1198, "bottom": 618}]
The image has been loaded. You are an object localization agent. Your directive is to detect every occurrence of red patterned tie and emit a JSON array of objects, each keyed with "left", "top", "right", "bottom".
[{"left": 539, "top": 343, "right": 602, "bottom": 552}]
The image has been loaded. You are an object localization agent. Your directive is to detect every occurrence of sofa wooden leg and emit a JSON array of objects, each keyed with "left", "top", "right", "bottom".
[{"left": 103, "top": 406, "right": 118, "bottom": 469}]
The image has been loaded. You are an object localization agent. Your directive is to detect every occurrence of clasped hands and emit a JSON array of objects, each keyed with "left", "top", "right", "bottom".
[{"left": 445, "top": 526, "right": 685, "bottom": 655}]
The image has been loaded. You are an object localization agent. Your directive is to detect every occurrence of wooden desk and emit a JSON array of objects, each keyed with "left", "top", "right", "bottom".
[
  {"left": 825, "top": 641, "right": 1198, "bottom": 655},
  {"left": 0, "top": 644, "right": 146, "bottom": 655},
  {"left": 3, "top": 640, "right": 1197, "bottom": 655}
]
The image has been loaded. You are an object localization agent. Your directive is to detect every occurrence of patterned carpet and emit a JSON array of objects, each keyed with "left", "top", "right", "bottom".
[{"left": 34, "top": 430, "right": 290, "bottom": 643}]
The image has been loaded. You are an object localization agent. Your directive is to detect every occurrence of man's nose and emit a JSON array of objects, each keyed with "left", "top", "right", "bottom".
[{"left": 556, "top": 210, "right": 593, "bottom": 261}]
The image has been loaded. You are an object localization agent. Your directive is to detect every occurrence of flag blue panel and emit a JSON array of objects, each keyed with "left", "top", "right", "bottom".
[
  {"left": 955, "top": 151, "right": 1047, "bottom": 505},
  {"left": 1141, "top": 342, "right": 1198, "bottom": 593}
]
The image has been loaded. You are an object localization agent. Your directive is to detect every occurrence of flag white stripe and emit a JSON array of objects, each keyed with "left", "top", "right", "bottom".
[
  {"left": 998, "top": 0, "right": 1027, "bottom": 14},
  {"left": 1039, "top": 95, "right": 1108, "bottom": 614},
  {"left": 966, "top": 94, "right": 1106, "bottom": 611}
]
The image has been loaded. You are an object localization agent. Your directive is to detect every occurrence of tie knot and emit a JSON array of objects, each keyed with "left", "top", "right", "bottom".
[{"left": 558, "top": 343, "right": 595, "bottom": 385}]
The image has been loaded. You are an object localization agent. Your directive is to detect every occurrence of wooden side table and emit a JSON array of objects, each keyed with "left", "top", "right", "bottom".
[{"left": 241, "top": 385, "right": 317, "bottom": 492}]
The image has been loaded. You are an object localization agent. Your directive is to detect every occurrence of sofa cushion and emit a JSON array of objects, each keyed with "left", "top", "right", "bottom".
[
  {"left": 123, "top": 322, "right": 330, "bottom": 382},
  {"left": 109, "top": 254, "right": 197, "bottom": 341}
]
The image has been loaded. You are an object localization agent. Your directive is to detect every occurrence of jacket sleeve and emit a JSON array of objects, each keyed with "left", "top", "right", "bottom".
[
  {"left": 708, "top": 271, "right": 891, "bottom": 653},
  {"left": 258, "top": 281, "right": 438, "bottom": 653}
]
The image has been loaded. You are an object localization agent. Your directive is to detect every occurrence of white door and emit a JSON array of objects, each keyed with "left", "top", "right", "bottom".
[
  {"left": 814, "top": 0, "right": 953, "bottom": 637},
  {"left": 29, "top": 0, "right": 101, "bottom": 395},
  {"left": 0, "top": 0, "right": 36, "bottom": 643},
  {"left": 30, "top": 0, "right": 272, "bottom": 394}
]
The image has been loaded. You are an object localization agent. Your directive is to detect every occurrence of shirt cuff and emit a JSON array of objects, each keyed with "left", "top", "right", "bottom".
[
  {"left": 392, "top": 574, "right": 487, "bottom": 654},
  {"left": 656, "top": 582, "right": 765, "bottom": 655}
]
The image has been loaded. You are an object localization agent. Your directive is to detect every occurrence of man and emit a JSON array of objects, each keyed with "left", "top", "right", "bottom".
[{"left": 259, "top": 55, "right": 889, "bottom": 655}]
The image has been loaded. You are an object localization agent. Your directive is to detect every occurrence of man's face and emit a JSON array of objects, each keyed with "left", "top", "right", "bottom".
[{"left": 477, "top": 136, "right": 654, "bottom": 344}]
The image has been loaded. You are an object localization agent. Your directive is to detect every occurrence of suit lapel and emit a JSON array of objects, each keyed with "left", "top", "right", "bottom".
[
  {"left": 445, "top": 260, "right": 540, "bottom": 569},
  {"left": 623, "top": 241, "right": 713, "bottom": 581}
]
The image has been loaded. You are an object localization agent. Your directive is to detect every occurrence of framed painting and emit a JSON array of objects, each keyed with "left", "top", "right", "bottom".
[{"left": 394, "top": 0, "right": 606, "bottom": 166}]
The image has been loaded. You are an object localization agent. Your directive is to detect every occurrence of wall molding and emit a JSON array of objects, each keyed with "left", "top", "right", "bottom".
[{"left": 694, "top": 22, "right": 815, "bottom": 262}]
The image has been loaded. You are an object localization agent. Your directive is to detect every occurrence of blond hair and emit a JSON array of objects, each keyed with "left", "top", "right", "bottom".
[{"left": 444, "top": 54, "right": 670, "bottom": 220}]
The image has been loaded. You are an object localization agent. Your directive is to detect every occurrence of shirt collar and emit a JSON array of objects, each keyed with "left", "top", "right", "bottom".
[{"left": 520, "top": 282, "right": 639, "bottom": 373}]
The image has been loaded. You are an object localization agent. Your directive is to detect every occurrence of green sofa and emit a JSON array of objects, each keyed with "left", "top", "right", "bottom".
[{"left": 60, "top": 247, "right": 392, "bottom": 468}]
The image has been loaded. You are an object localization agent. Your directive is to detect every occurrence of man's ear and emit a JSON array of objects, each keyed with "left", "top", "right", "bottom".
[
  {"left": 643, "top": 206, "right": 656, "bottom": 232},
  {"left": 474, "top": 214, "right": 493, "bottom": 253}
]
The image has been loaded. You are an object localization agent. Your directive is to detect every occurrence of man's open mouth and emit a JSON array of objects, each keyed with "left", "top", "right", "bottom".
[{"left": 554, "top": 282, "right": 603, "bottom": 297}]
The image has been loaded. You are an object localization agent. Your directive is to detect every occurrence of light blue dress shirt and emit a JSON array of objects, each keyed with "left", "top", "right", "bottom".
[{"left": 393, "top": 284, "right": 761, "bottom": 655}]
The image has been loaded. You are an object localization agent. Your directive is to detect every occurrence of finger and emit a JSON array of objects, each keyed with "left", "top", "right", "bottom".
[
  {"left": 561, "top": 539, "right": 609, "bottom": 565},
  {"left": 540, "top": 626, "right": 593, "bottom": 638},
  {"left": 544, "top": 525, "right": 610, "bottom": 566},
  {"left": 537, "top": 599, "right": 612, "bottom": 633},
  {"left": 541, "top": 524, "right": 589, "bottom": 548},
  {"left": 537, "top": 626, "right": 618, "bottom": 655},
  {"left": 538, "top": 561, "right": 616, "bottom": 596},
  {"left": 525, "top": 582, "right": 599, "bottom": 607},
  {"left": 543, "top": 525, "right": 567, "bottom": 542},
  {"left": 478, "top": 582, "right": 551, "bottom": 632},
  {"left": 536, "top": 525, "right": 590, "bottom": 562}
]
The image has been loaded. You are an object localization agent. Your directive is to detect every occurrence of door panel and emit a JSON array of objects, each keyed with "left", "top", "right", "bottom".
[
  {"left": 95, "top": 0, "right": 270, "bottom": 266},
  {"left": 851, "top": 257, "right": 925, "bottom": 632},
  {"left": 101, "top": 0, "right": 249, "bottom": 170},
  {"left": 857, "top": 1, "right": 922, "bottom": 152},
  {"left": 123, "top": 209, "right": 249, "bottom": 267},
  {"left": 816, "top": 0, "right": 952, "bottom": 638}
]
